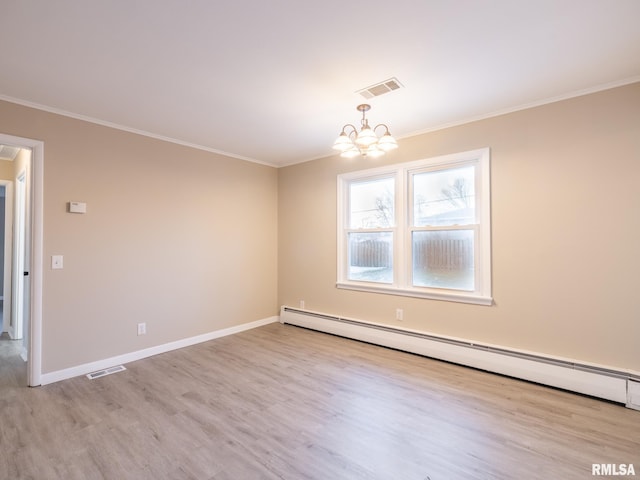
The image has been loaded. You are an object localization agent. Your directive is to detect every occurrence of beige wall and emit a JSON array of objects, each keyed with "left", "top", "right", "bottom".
[
  {"left": 0, "top": 159, "right": 14, "bottom": 180},
  {"left": 0, "top": 100, "right": 279, "bottom": 373},
  {"left": 278, "top": 83, "right": 640, "bottom": 371}
]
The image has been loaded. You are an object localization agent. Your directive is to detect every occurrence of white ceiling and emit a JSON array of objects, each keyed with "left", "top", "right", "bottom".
[{"left": 1, "top": 0, "right": 639, "bottom": 167}]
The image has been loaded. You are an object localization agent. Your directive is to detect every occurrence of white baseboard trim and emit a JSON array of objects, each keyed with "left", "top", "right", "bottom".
[
  {"left": 280, "top": 306, "right": 640, "bottom": 408},
  {"left": 40, "top": 316, "right": 279, "bottom": 386}
]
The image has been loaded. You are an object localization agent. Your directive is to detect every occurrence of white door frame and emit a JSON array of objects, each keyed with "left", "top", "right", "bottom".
[{"left": 0, "top": 133, "right": 43, "bottom": 387}]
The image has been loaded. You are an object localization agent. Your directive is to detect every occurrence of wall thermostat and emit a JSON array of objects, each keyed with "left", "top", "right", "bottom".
[{"left": 69, "top": 201, "right": 87, "bottom": 214}]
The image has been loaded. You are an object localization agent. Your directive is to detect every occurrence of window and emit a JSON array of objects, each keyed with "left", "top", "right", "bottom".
[{"left": 337, "top": 148, "right": 492, "bottom": 305}]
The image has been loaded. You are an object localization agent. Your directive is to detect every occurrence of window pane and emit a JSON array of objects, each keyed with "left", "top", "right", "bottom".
[
  {"left": 412, "top": 230, "right": 474, "bottom": 290},
  {"left": 349, "top": 177, "right": 394, "bottom": 229},
  {"left": 413, "top": 166, "right": 475, "bottom": 226},
  {"left": 348, "top": 232, "right": 393, "bottom": 283}
]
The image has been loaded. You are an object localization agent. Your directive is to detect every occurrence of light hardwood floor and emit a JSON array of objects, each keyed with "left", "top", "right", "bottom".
[{"left": 1, "top": 323, "right": 639, "bottom": 479}]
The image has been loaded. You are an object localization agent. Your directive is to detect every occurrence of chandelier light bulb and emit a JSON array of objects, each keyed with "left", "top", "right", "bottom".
[
  {"left": 377, "top": 131, "right": 398, "bottom": 151},
  {"left": 364, "top": 144, "right": 385, "bottom": 158},
  {"left": 355, "top": 124, "right": 378, "bottom": 147},
  {"left": 340, "top": 145, "right": 361, "bottom": 158},
  {"left": 332, "top": 131, "right": 355, "bottom": 152}
]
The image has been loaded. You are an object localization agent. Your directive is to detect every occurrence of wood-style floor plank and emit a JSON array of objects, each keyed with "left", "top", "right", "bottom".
[{"left": 1, "top": 323, "right": 639, "bottom": 479}]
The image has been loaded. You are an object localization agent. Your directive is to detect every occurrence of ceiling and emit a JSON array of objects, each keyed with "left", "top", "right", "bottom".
[{"left": 1, "top": 1, "right": 639, "bottom": 167}]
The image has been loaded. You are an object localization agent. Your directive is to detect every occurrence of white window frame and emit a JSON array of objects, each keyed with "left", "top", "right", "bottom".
[{"left": 337, "top": 148, "right": 492, "bottom": 305}]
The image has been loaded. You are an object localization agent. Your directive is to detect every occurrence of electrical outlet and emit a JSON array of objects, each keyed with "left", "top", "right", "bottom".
[
  {"left": 137, "top": 323, "right": 146, "bottom": 335},
  {"left": 396, "top": 308, "right": 403, "bottom": 321},
  {"left": 300, "top": 300, "right": 305, "bottom": 309}
]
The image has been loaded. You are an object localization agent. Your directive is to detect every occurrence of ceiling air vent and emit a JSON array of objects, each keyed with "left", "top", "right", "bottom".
[
  {"left": 357, "top": 78, "right": 403, "bottom": 99},
  {"left": 0, "top": 145, "right": 21, "bottom": 161}
]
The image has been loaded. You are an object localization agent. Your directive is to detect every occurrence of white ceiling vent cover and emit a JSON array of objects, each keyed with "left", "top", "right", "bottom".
[
  {"left": 0, "top": 145, "right": 21, "bottom": 161},
  {"left": 86, "top": 365, "right": 127, "bottom": 380},
  {"left": 357, "top": 78, "right": 403, "bottom": 99}
]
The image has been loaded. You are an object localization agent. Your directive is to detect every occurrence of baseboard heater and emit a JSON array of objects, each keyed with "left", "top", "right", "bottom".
[{"left": 280, "top": 306, "right": 640, "bottom": 409}]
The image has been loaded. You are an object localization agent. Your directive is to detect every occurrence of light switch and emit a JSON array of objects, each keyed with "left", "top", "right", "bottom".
[{"left": 51, "top": 255, "right": 63, "bottom": 269}]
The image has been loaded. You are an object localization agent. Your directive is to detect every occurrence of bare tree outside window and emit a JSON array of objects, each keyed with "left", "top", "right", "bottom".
[
  {"left": 373, "top": 188, "right": 394, "bottom": 227},
  {"left": 442, "top": 178, "right": 471, "bottom": 208}
]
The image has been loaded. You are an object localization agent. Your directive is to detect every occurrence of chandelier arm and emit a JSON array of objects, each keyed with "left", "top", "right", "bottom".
[
  {"left": 341, "top": 124, "right": 358, "bottom": 139},
  {"left": 372, "top": 124, "right": 392, "bottom": 135}
]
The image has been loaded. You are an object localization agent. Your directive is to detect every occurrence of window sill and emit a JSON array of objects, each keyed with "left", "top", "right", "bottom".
[{"left": 336, "top": 281, "right": 493, "bottom": 306}]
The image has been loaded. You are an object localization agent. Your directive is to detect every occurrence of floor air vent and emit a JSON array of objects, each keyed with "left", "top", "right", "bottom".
[{"left": 86, "top": 365, "right": 126, "bottom": 380}]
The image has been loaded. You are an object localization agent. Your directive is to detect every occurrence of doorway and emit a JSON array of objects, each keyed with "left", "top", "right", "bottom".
[
  {"left": 10, "top": 170, "right": 27, "bottom": 344},
  {"left": 0, "top": 133, "right": 43, "bottom": 387}
]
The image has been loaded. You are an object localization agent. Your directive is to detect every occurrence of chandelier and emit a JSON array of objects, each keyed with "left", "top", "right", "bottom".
[{"left": 332, "top": 104, "right": 398, "bottom": 158}]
